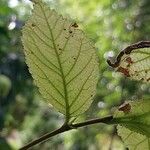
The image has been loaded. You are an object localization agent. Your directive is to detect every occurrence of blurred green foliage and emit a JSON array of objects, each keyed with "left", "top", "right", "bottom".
[{"left": 0, "top": 0, "right": 149, "bottom": 149}]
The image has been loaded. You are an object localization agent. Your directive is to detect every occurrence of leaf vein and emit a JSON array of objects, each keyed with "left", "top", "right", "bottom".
[
  {"left": 65, "top": 38, "right": 83, "bottom": 77},
  {"left": 28, "top": 57, "right": 65, "bottom": 99},
  {"left": 69, "top": 67, "right": 94, "bottom": 108},
  {"left": 29, "top": 35, "right": 60, "bottom": 70},
  {"left": 133, "top": 55, "right": 150, "bottom": 64},
  {"left": 66, "top": 54, "right": 93, "bottom": 85},
  {"left": 35, "top": 74, "right": 65, "bottom": 108},
  {"left": 26, "top": 45, "right": 61, "bottom": 76},
  {"left": 70, "top": 95, "right": 92, "bottom": 116},
  {"left": 29, "top": 26, "right": 54, "bottom": 49},
  {"left": 39, "top": 3, "right": 70, "bottom": 119}
]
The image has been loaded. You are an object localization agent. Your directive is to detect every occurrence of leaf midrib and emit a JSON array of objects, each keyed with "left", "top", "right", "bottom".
[{"left": 38, "top": 3, "right": 70, "bottom": 121}]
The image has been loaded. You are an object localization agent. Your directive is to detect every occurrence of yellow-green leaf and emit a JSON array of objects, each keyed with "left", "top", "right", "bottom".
[
  {"left": 113, "top": 100, "right": 150, "bottom": 150},
  {"left": 22, "top": 0, "right": 99, "bottom": 119},
  {"left": 107, "top": 41, "right": 150, "bottom": 82},
  {"left": 117, "top": 126, "right": 150, "bottom": 150}
]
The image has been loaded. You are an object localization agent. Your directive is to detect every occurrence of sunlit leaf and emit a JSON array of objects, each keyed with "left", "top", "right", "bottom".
[
  {"left": 117, "top": 126, "right": 150, "bottom": 150},
  {"left": 107, "top": 41, "right": 150, "bottom": 82},
  {"left": 22, "top": 0, "right": 99, "bottom": 119},
  {"left": 113, "top": 100, "right": 150, "bottom": 150}
]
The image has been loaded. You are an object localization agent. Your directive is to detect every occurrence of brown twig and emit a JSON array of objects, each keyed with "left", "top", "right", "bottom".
[
  {"left": 107, "top": 41, "right": 150, "bottom": 68},
  {"left": 20, "top": 115, "right": 113, "bottom": 150}
]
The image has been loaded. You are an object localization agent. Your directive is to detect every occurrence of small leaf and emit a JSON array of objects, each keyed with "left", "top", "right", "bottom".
[
  {"left": 117, "top": 126, "right": 150, "bottom": 150},
  {"left": 22, "top": 0, "right": 99, "bottom": 119},
  {"left": 113, "top": 100, "right": 150, "bottom": 150},
  {"left": 114, "top": 99, "right": 150, "bottom": 137},
  {"left": 107, "top": 41, "right": 150, "bottom": 82}
]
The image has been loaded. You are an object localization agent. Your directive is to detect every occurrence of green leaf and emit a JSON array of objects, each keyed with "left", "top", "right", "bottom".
[
  {"left": 117, "top": 126, "right": 150, "bottom": 150},
  {"left": 22, "top": 0, "right": 99, "bottom": 120},
  {"left": 113, "top": 99, "right": 150, "bottom": 137},
  {"left": 107, "top": 41, "right": 150, "bottom": 82},
  {"left": 0, "top": 75, "right": 11, "bottom": 98},
  {"left": 113, "top": 100, "right": 150, "bottom": 150}
]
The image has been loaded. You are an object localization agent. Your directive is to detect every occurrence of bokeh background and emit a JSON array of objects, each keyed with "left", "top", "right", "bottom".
[{"left": 0, "top": 0, "right": 150, "bottom": 149}]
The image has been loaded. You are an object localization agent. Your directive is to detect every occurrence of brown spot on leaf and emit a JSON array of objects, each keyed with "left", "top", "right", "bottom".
[
  {"left": 118, "top": 103, "right": 131, "bottom": 113},
  {"left": 126, "top": 57, "right": 133, "bottom": 64},
  {"left": 69, "top": 30, "right": 73, "bottom": 33},
  {"left": 71, "top": 22, "right": 78, "bottom": 28},
  {"left": 31, "top": 23, "right": 36, "bottom": 27},
  {"left": 117, "top": 67, "right": 130, "bottom": 77},
  {"left": 127, "top": 64, "right": 130, "bottom": 67},
  {"left": 147, "top": 78, "right": 150, "bottom": 82},
  {"left": 64, "top": 28, "right": 66, "bottom": 30},
  {"left": 126, "top": 57, "right": 133, "bottom": 68}
]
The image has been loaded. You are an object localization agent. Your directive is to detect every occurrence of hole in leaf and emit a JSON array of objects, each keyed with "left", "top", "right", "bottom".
[
  {"left": 31, "top": 23, "right": 36, "bottom": 27},
  {"left": 71, "top": 22, "right": 78, "bottom": 28}
]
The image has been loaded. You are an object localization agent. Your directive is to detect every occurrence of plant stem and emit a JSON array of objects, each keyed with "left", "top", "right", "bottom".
[
  {"left": 20, "top": 115, "right": 113, "bottom": 150},
  {"left": 72, "top": 115, "right": 113, "bottom": 128},
  {"left": 19, "top": 124, "right": 71, "bottom": 150}
]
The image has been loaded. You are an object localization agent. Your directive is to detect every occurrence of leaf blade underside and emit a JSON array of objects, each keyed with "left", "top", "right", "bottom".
[
  {"left": 117, "top": 126, "right": 150, "bottom": 150},
  {"left": 22, "top": 0, "right": 99, "bottom": 119},
  {"left": 113, "top": 100, "right": 150, "bottom": 150}
]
